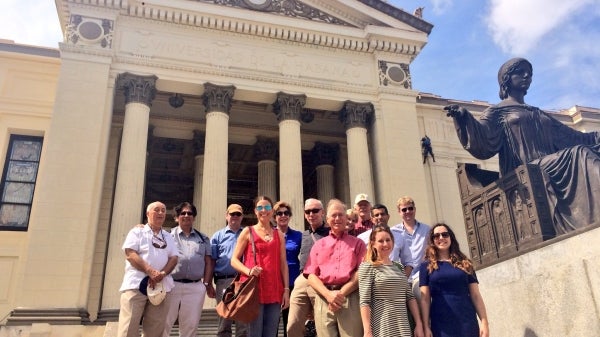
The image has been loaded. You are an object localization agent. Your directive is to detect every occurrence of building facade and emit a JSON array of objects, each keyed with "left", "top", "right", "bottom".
[{"left": 1, "top": 1, "right": 599, "bottom": 336}]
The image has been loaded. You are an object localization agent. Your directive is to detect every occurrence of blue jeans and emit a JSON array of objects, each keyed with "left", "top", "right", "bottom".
[{"left": 248, "top": 303, "right": 281, "bottom": 337}]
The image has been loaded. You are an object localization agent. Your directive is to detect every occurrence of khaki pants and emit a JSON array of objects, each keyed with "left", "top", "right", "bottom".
[
  {"left": 286, "top": 275, "right": 318, "bottom": 337},
  {"left": 117, "top": 289, "right": 169, "bottom": 337},
  {"left": 314, "top": 290, "right": 362, "bottom": 337}
]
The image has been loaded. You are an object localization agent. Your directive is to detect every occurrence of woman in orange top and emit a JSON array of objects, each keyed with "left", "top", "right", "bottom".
[{"left": 231, "top": 196, "right": 290, "bottom": 337}]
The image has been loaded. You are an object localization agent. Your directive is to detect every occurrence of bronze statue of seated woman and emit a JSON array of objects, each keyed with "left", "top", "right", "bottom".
[{"left": 446, "top": 58, "right": 600, "bottom": 234}]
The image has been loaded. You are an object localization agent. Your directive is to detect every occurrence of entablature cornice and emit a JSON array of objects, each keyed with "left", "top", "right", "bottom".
[{"left": 58, "top": 0, "right": 427, "bottom": 57}]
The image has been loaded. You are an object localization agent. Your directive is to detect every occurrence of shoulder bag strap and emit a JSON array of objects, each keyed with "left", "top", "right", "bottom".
[{"left": 248, "top": 227, "right": 258, "bottom": 265}]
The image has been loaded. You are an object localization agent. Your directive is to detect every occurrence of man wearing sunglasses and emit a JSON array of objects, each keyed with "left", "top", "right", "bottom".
[
  {"left": 287, "top": 198, "right": 328, "bottom": 337},
  {"left": 210, "top": 204, "right": 248, "bottom": 337},
  {"left": 391, "top": 196, "right": 430, "bottom": 300},
  {"left": 117, "top": 201, "right": 179, "bottom": 337}
]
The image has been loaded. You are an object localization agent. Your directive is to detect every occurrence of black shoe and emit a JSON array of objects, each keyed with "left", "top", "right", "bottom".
[{"left": 304, "top": 320, "right": 317, "bottom": 337}]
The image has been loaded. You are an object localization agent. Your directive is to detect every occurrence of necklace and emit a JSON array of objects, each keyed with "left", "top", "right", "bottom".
[{"left": 257, "top": 224, "right": 273, "bottom": 242}]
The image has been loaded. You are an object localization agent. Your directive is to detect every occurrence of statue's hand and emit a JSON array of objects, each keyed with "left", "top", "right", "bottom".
[{"left": 444, "top": 104, "right": 467, "bottom": 119}]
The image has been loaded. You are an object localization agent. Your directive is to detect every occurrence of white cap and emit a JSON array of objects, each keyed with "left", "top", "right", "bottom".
[
  {"left": 354, "top": 193, "right": 371, "bottom": 206},
  {"left": 147, "top": 281, "right": 166, "bottom": 305}
]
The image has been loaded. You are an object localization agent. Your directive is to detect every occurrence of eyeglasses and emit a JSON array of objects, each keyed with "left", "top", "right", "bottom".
[
  {"left": 180, "top": 211, "right": 194, "bottom": 216},
  {"left": 152, "top": 232, "right": 167, "bottom": 249},
  {"left": 229, "top": 212, "right": 242, "bottom": 217},
  {"left": 400, "top": 206, "right": 415, "bottom": 213},
  {"left": 432, "top": 232, "right": 450, "bottom": 240},
  {"left": 256, "top": 205, "right": 272, "bottom": 211},
  {"left": 276, "top": 211, "right": 291, "bottom": 217},
  {"left": 304, "top": 208, "right": 322, "bottom": 215}
]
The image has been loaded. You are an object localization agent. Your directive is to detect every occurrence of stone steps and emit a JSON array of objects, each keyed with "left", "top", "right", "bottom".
[{"left": 166, "top": 309, "right": 285, "bottom": 336}]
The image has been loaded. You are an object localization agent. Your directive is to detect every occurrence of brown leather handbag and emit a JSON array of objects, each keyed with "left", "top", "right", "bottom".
[{"left": 216, "top": 229, "right": 260, "bottom": 323}]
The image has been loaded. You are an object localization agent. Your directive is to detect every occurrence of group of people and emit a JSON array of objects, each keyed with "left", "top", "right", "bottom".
[{"left": 116, "top": 194, "right": 489, "bottom": 337}]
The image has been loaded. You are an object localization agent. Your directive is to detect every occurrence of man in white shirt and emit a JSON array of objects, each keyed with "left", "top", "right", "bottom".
[{"left": 117, "top": 201, "right": 179, "bottom": 337}]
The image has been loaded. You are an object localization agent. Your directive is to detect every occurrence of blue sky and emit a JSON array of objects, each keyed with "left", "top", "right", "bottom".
[{"left": 2, "top": 0, "right": 599, "bottom": 110}]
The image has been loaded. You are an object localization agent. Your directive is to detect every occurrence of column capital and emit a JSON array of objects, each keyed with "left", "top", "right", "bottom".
[
  {"left": 193, "top": 130, "right": 205, "bottom": 156},
  {"left": 117, "top": 72, "right": 158, "bottom": 107},
  {"left": 312, "top": 142, "right": 339, "bottom": 166},
  {"left": 254, "top": 137, "right": 278, "bottom": 161},
  {"left": 339, "top": 101, "right": 374, "bottom": 130},
  {"left": 203, "top": 83, "right": 236, "bottom": 114},
  {"left": 273, "top": 92, "right": 307, "bottom": 122}
]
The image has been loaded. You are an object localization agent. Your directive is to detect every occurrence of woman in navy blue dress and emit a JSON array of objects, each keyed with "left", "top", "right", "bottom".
[{"left": 419, "top": 223, "right": 489, "bottom": 337}]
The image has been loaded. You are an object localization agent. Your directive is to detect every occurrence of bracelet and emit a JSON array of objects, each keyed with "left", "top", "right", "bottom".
[{"left": 284, "top": 287, "right": 290, "bottom": 290}]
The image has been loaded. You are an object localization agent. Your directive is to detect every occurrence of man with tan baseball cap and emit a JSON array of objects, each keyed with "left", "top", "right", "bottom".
[{"left": 210, "top": 204, "right": 248, "bottom": 337}]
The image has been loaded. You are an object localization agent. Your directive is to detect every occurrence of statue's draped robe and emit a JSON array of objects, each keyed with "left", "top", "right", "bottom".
[{"left": 454, "top": 103, "right": 600, "bottom": 234}]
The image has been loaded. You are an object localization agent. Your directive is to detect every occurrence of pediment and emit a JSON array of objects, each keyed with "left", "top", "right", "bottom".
[{"left": 194, "top": 0, "right": 432, "bottom": 34}]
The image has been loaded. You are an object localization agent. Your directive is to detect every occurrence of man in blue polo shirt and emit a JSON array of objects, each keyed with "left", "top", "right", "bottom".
[{"left": 210, "top": 204, "right": 248, "bottom": 337}]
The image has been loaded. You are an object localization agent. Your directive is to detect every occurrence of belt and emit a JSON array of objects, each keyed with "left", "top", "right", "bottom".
[
  {"left": 174, "top": 279, "right": 201, "bottom": 283},
  {"left": 324, "top": 284, "right": 343, "bottom": 291},
  {"left": 214, "top": 274, "right": 236, "bottom": 280}
]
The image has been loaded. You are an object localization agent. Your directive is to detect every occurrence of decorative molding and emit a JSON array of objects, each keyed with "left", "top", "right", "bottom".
[
  {"left": 66, "top": 14, "right": 114, "bottom": 49},
  {"left": 273, "top": 92, "right": 307, "bottom": 122},
  {"left": 378, "top": 60, "right": 411, "bottom": 89},
  {"left": 116, "top": 72, "right": 158, "bottom": 106},
  {"left": 202, "top": 83, "right": 236, "bottom": 113},
  {"left": 254, "top": 137, "right": 278, "bottom": 161},
  {"left": 196, "top": 0, "right": 352, "bottom": 26},
  {"left": 339, "top": 100, "right": 374, "bottom": 129}
]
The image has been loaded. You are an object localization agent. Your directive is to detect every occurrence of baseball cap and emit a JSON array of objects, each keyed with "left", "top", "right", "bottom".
[
  {"left": 354, "top": 193, "right": 371, "bottom": 205},
  {"left": 227, "top": 204, "right": 243, "bottom": 213},
  {"left": 139, "top": 276, "right": 166, "bottom": 305}
]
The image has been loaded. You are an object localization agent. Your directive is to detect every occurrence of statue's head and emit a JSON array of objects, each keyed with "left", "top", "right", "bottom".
[{"left": 498, "top": 58, "right": 533, "bottom": 99}]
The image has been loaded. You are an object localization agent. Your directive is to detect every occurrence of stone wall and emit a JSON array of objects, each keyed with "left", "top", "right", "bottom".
[{"left": 478, "top": 226, "right": 600, "bottom": 336}]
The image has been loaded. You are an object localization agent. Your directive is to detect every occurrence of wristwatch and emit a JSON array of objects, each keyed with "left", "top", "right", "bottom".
[{"left": 203, "top": 282, "right": 210, "bottom": 286}]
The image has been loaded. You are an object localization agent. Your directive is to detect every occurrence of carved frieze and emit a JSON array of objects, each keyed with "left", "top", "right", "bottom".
[{"left": 196, "top": 0, "right": 352, "bottom": 26}]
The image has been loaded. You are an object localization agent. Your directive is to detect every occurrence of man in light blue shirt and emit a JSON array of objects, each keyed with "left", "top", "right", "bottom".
[
  {"left": 210, "top": 204, "right": 248, "bottom": 337},
  {"left": 391, "top": 196, "right": 430, "bottom": 300}
]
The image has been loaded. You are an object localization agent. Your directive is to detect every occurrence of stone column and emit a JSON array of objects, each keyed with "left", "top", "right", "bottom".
[
  {"left": 339, "top": 101, "right": 375, "bottom": 201},
  {"left": 336, "top": 144, "right": 351, "bottom": 206},
  {"left": 192, "top": 130, "right": 205, "bottom": 229},
  {"left": 102, "top": 73, "right": 157, "bottom": 310},
  {"left": 273, "top": 92, "right": 307, "bottom": 217},
  {"left": 200, "top": 83, "right": 235, "bottom": 237},
  {"left": 255, "top": 137, "right": 278, "bottom": 202},
  {"left": 312, "top": 142, "right": 339, "bottom": 203}
]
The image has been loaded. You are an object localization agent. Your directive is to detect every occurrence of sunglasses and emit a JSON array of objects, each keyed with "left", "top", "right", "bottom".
[
  {"left": 276, "top": 211, "right": 291, "bottom": 217},
  {"left": 304, "top": 208, "right": 322, "bottom": 215},
  {"left": 229, "top": 212, "right": 242, "bottom": 217},
  {"left": 256, "top": 205, "right": 272, "bottom": 211},
  {"left": 400, "top": 206, "right": 415, "bottom": 213},
  {"left": 152, "top": 232, "right": 167, "bottom": 249},
  {"left": 432, "top": 232, "right": 450, "bottom": 240},
  {"left": 179, "top": 211, "right": 194, "bottom": 216}
]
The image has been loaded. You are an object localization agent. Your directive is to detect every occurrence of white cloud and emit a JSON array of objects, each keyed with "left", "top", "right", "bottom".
[
  {"left": 430, "top": 0, "right": 454, "bottom": 15},
  {"left": 486, "top": 0, "right": 593, "bottom": 54}
]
